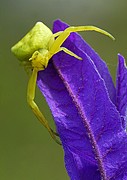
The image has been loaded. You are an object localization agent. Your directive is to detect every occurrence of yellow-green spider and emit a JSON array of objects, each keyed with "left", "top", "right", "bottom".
[{"left": 11, "top": 21, "right": 114, "bottom": 144}]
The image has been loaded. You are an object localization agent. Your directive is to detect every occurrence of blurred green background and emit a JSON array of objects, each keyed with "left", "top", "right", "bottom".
[{"left": 1, "top": 0, "right": 127, "bottom": 179}]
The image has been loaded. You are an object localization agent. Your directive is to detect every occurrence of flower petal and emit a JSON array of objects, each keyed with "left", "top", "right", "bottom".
[
  {"left": 53, "top": 19, "right": 116, "bottom": 105},
  {"left": 37, "top": 20, "right": 127, "bottom": 179},
  {"left": 116, "top": 54, "right": 127, "bottom": 128}
]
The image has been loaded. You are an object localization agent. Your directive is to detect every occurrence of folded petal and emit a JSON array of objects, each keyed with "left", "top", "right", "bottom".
[{"left": 116, "top": 54, "right": 127, "bottom": 128}]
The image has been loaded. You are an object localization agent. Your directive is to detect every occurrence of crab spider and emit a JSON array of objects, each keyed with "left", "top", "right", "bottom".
[{"left": 11, "top": 21, "right": 114, "bottom": 144}]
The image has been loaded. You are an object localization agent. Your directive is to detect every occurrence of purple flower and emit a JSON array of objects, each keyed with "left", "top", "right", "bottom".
[{"left": 37, "top": 20, "right": 127, "bottom": 180}]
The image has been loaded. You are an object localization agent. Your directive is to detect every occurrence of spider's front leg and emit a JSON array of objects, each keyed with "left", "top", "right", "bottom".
[
  {"left": 27, "top": 65, "right": 61, "bottom": 145},
  {"left": 49, "top": 25, "right": 114, "bottom": 58}
]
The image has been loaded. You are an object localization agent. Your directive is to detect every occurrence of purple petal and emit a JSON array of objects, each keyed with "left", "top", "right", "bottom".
[
  {"left": 53, "top": 19, "right": 116, "bottom": 105},
  {"left": 37, "top": 20, "right": 127, "bottom": 179},
  {"left": 116, "top": 54, "right": 127, "bottom": 128}
]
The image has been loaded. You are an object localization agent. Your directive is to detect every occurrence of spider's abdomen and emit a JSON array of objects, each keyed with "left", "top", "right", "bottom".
[{"left": 11, "top": 22, "right": 54, "bottom": 62}]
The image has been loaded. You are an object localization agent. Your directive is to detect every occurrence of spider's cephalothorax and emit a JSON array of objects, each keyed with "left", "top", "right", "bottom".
[{"left": 11, "top": 21, "right": 114, "bottom": 144}]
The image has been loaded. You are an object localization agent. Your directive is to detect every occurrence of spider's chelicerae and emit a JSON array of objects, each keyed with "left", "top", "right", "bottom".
[{"left": 11, "top": 22, "right": 114, "bottom": 144}]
